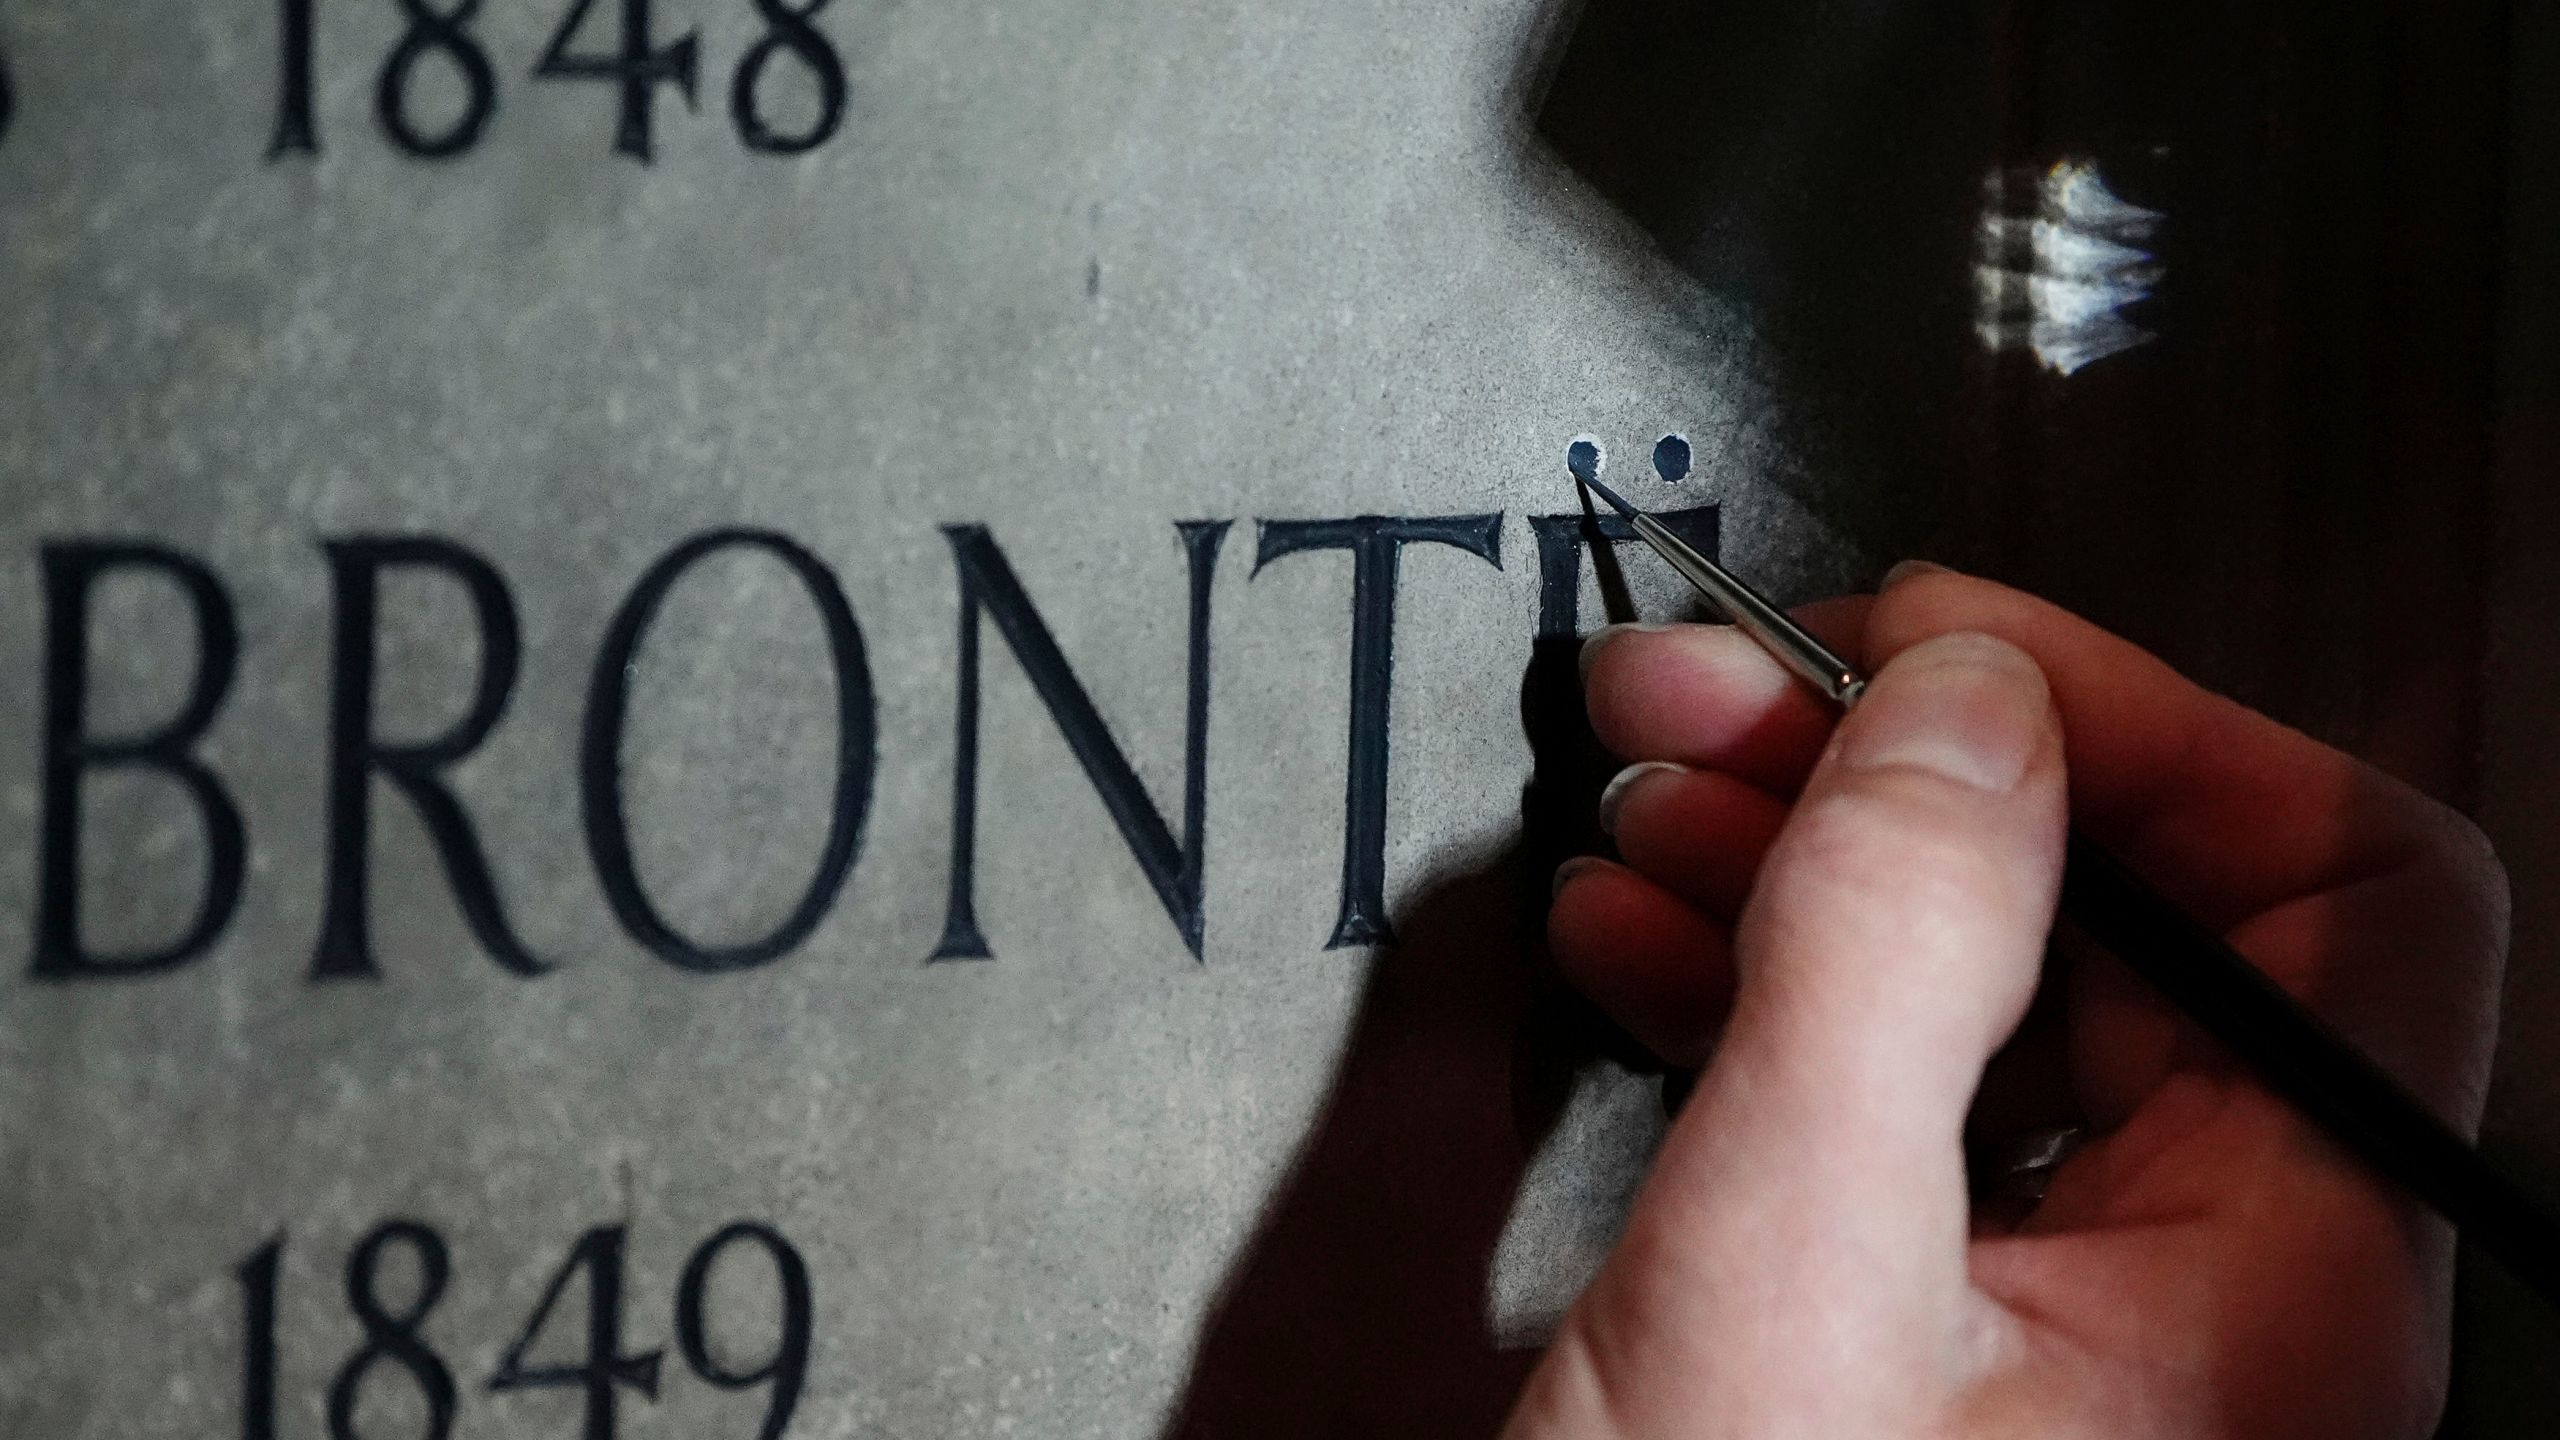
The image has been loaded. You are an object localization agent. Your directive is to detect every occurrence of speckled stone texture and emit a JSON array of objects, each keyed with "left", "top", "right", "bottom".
[{"left": 0, "top": 2, "right": 1857, "bottom": 1435}]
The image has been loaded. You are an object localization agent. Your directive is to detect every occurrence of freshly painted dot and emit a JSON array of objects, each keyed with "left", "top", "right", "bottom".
[
  {"left": 1566, "top": 436, "right": 1605, "bottom": 481},
  {"left": 1653, "top": 433, "right": 1692, "bottom": 482}
]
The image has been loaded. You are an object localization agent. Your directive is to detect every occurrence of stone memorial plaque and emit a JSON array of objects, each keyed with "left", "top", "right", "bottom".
[
  {"left": 1, "top": 2, "right": 1843, "bottom": 1435},
  {"left": 4, "top": 0, "right": 2544, "bottom": 1435}
]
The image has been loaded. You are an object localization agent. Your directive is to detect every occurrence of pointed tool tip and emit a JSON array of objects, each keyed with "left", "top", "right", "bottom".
[{"left": 1570, "top": 470, "right": 1643, "bottom": 522}]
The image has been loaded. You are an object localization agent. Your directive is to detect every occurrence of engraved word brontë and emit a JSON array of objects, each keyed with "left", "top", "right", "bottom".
[{"left": 28, "top": 507, "right": 1716, "bottom": 983}]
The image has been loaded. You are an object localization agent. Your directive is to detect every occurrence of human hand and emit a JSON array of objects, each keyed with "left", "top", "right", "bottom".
[{"left": 1505, "top": 566, "right": 2508, "bottom": 1439}]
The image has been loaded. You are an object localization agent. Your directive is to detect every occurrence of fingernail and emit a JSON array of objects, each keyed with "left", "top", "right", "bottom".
[
  {"left": 1597, "top": 761, "right": 1689, "bottom": 835},
  {"left": 1881, "top": 558, "right": 1953, "bottom": 589},
  {"left": 1579, "top": 622, "right": 1680, "bottom": 680},
  {"left": 1836, "top": 632, "right": 2047, "bottom": 794},
  {"left": 1552, "top": 856, "right": 1609, "bottom": 899}
]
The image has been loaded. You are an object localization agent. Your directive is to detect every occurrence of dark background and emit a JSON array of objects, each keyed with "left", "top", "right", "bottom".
[{"left": 1521, "top": 0, "right": 2553, "bottom": 1431}]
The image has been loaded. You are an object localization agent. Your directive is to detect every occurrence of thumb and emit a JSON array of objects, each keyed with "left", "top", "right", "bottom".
[
  {"left": 1529, "top": 633, "right": 2066, "bottom": 1435},
  {"left": 1715, "top": 628, "right": 2068, "bottom": 1209}
]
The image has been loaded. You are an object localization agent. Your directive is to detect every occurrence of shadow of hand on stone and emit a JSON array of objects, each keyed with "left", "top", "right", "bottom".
[
  {"left": 1163, "top": 631, "right": 1649, "bottom": 1438},
  {"left": 1157, "top": 851, "right": 1615, "bottom": 1438}
]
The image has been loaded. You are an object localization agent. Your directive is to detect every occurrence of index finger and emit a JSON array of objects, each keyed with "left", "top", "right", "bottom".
[
  {"left": 1589, "top": 569, "right": 2482, "bottom": 932},
  {"left": 1583, "top": 569, "right": 2506, "bottom": 1108}
]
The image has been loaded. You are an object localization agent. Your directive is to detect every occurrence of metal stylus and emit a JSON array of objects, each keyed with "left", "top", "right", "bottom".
[{"left": 1566, "top": 460, "right": 2560, "bottom": 1310}]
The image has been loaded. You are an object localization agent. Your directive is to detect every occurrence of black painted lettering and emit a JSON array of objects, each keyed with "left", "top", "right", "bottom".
[
  {"left": 1520, "top": 507, "right": 1722, "bottom": 885},
  {"left": 33, "top": 543, "right": 247, "bottom": 981},
  {"left": 1526, "top": 506, "right": 1720, "bottom": 640},
  {"left": 582, "top": 530, "right": 876, "bottom": 972},
  {"left": 377, "top": 0, "right": 497, "bottom": 159},
  {"left": 268, "top": 0, "right": 319, "bottom": 156},
  {"left": 238, "top": 1236, "right": 283, "bottom": 1440},
  {"left": 731, "top": 0, "right": 845, "bottom": 153},
  {"left": 487, "top": 1225, "right": 662, "bottom": 1439},
  {"left": 235, "top": 1218, "right": 813, "bottom": 1439},
  {"left": 675, "top": 1223, "right": 810, "bottom": 1440},
  {"left": 312, "top": 537, "right": 546, "bottom": 980},
  {"left": 1251, "top": 515, "right": 1503, "bottom": 948},
  {"left": 331, "top": 1221, "right": 455, "bottom": 1440},
  {"left": 535, "top": 0, "right": 699, "bottom": 163},
  {"left": 931, "top": 522, "right": 1228, "bottom": 962}
]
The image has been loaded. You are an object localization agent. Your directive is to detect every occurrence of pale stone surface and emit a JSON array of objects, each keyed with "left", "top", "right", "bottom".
[
  {"left": 8, "top": 0, "right": 2547, "bottom": 1435},
  {"left": 0, "top": 1, "right": 1852, "bottom": 1435}
]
